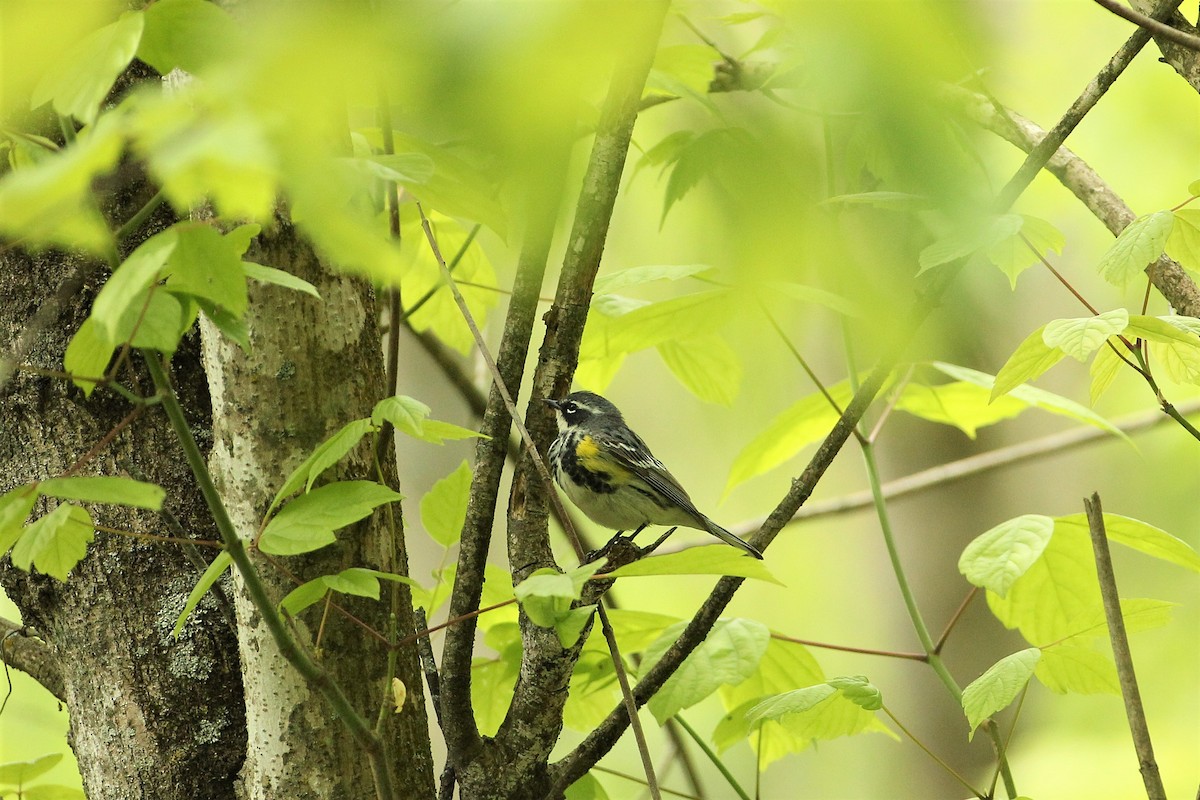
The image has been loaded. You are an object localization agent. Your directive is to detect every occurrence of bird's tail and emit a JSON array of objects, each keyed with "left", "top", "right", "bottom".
[{"left": 701, "top": 517, "right": 763, "bottom": 559}]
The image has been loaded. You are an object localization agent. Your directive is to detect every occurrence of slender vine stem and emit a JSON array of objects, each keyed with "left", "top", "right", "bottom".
[
  {"left": 671, "top": 714, "right": 751, "bottom": 800},
  {"left": 144, "top": 352, "right": 397, "bottom": 800},
  {"left": 881, "top": 706, "right": 985, "bottom": 799}
]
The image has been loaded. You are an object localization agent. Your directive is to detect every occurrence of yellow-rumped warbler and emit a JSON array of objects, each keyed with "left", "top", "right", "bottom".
[{"left": 545, "top": 391, "right": 762, "bottom": 559}]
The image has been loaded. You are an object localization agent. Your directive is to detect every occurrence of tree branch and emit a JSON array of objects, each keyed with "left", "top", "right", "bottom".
[
  {"left": 0, "top": 617, "right": 64, "bottom": 702},
  {"left": 1092, "top": 0, "right": 1200, "bottom": 51},
  {"left": 1083, "top": 493, "right": 1168, "bottom": 800},
  {"left": 940, "top": 84, "right": 1200, "bottom": 317}
]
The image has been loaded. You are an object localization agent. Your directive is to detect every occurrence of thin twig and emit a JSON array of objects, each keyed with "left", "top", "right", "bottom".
[
  {"left": 1083, "top": 493, "right": 1167, "bottom": 800},
  {"left": 92, "top": 523, "right": 222, "bottom": 549},
  {"left": 934, "top": 587, "right": 978, "bottom": 655},
  {"left": 671, "top": 714, "right": 751, "bottom": 800},
  {"left": 881, "top": 706, "right": 985, "bottom": 799},
  {"left": 596, "top": 604, "right": 661, "bottom": 799},
  {"left": 771, "top": 632, "right": 927, "bottom": 662},
  {"left": 1091, "top": 0, "right": 1200, "bottom": 50}
]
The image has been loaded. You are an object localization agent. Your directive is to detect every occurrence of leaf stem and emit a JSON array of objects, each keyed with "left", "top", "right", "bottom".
[
  {"left": 671, "top": 714, "right": 751, "bottom": 800},
  {"left": 881, "top": 705, "right": 985, "bottom": 799}
]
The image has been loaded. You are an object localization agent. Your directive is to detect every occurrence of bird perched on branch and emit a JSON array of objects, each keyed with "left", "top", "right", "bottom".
[{"left": 545, "top": 391, "right": 762, "bottom": 559}]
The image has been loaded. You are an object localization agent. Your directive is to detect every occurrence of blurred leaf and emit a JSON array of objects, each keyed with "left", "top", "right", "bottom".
[
  {"left": 592, "top": 290, "right": 735, "bottom": 358},
  {"left": 1035, "top": 644, "right": 1118, "bottom": 695},
  {"left": 961, "top": 648, "right": 1039, "bottom": 737},
  {"left": 657, "top": 335, "right": 742, "bottom": 405},
  {"left": 769, "top": 282, "right": 864, "bottom": 317},
  {"left": 31, "top": 11, "right": 143, "bottom": 124},
  {"left": 592, "top": 264, "right": 711, "bottom": 294},
  {"left": 598, "top": 609, "right": 680, "bottom": 655},
  {"left": 38, "top": 476, "right": 164, "bottom": 510},
  {"left": 1097, "top": 210, "right": 1173, "bottom": 286},
  {"left": 896, "top": 380, "right": 1025, "bottom": 438},
  {"left": 661, "top": 128, "right": 748, "bottom": 225},
  {"left": 1043, "top": 309, "right": 1129, "bottom": 361},
  {"left": 11, "top": 503, "right": 94, "bottom": 581},
  {"left": 917, "top": 213, "right": 1022, "bottom": 274},
  {"left": 164, "top": 223, "right": 257, "bottom": 318},
  {"left": 350, "top": 152, "right": 435, "bottom": 186},
  {"left": 725, "top": 380, "right": 855, "bottom": 495},
  {"left": 564, "top": 772, "right": 609, "bottom": 800},
  {"left": 138, "top": 0, "right": 242, "bottom": 75},
  {"left": 644, "top": 618, "right": 770, "bottom": 723},
  {"left": 633, "top": 130, "right": 693, "bottom": 179},
  {"left": 651, "top": 44, "right": 720, "bottom": 94},
  {"left": 259, "top": 481, "right": 402, "bottom": 556},
  {"left": 930, "top": 362, "right": 1124, "bottom": 439},
  {"left": 420, "top": 460, "right": 472, "bottom": 547},
  {"left": 1165, "top": 208, "right": 1200, "bottom": 272},
  {"left": 0, "top": 114, "right": 125, "bottom": 252},
  {"left": 19, "top": 784, "right": 87, "bottom": 799},
  {"left": 986, "top": 214, "right": 1065, "bottom": 289},
  {"left": 992, "top": 325, "right": 1065, "bottom": 400},
  {"left": 0, "top": 753, "right": 64, "bottom": 786},
  {"left": 713, "top": 699, "right": 811, "bottom": 768},
  {"left": 242, "top": 262, "right": 320, "bottom": 298},
  {"left": 606, "top": 545, "right": 782, "bottom": 584},
  {"left": 1054, "top": 513, "right": 1200, "bottom": 573},
  {"left": 173, "top": 550, "right": 232, "bottom": 637},
  {"left": 820, "top": 191, "right": 928, "bottom": 209},
  {"left": 472, "top": 655, "right": 519, "bottom": 737},
  {"left": 959, "top": 514, "right": 1054, "bottom": 597}
]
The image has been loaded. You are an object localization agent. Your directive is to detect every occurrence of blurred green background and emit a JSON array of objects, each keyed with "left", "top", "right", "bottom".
[{"left": 2, "top": 0, "right": 1197, "bottom": 797}]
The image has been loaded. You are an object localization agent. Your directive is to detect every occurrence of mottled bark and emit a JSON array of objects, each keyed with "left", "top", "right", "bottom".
[{"left": 199, "top": 219, "right": 434, "bottom": 799}]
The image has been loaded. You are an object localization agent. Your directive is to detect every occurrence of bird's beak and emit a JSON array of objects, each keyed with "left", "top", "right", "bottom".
[{"left": 543, "top": 398, "right": 562, "bottom": 411}]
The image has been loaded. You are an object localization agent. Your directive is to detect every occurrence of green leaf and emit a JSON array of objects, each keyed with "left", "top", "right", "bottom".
[
  {"left": 651, "top": 44, "right": 721, "bottom": 94},
  {"left": 514, "top": 563, "right": 603, "bottom": 632},
  {"left": 593, "top": 264, "right": 711, "bottom": 294},
  {"left": 355, "top": 153, "right": 436, "bottom": 185},
  {"left": 39, "top": 476, "right": 165, "bottom": 510},
  {"left": 91, "top": 229, "right": 180, "bottom": 340},
  {"left": 656, "top": 335, "right": 741, "bottom": 406},
  {"left": 1066, "top": 598, "right": 1176, "bottom": 640},
  {"left": 1054, "top": 513, "right": 1200, "bottom": 573},
  {"left": 196, "top": 299, "right": 247, "bottom": 352},
  {"left": 138, "top": 0, "right": 242, "bottom": 75},
  {"left": 564, "top": 772, "right": 610, "bottom": 800},
  {"left": 418, "top": 419, "right": 487, "bottom": 444},
  {"left": 371, "top": 395, "right": 430, "bottom": 438},
  {"left": 586, "top": 290, "right": 735, "bottom": 358},
  {"left": 165, "top": 223, "right": 255, "bottom": 318},
  {"left": 0, "top": 114, "right": 124, "bottom": 252},
  {"left": 644, "top": 618, "right": 770, "bottom": 723},
  {"left": 961, "top": 648, "right": 1040, "bottom": 737},
  {"left": 820, "top": 191, "right": 928, "bottom": 209},
  {"left": 986, "top": 214, "right": 1065, "bottom": 288},
  {"left": 31, "top": 12, "right": 144, "bottom": 124},
  {"left": 992, "top": 324, "right": 1067, "bottom": 400},
  {"left": 660, "top": 129, "right": 746, "bottom": 225},
  {"left": 918, "top": 213, "right": 1023, "bottom": 274},
  {"left": 242, "top": 262, "right": 320, "bottom": 298},
  {"left": 259, "top": 481, "right": 402, "bottom": 556},
  {"left": 0, "top": 485, "right": 39, "bottom": 555},
  {"left": 279, "top": 568, "right": 419, "bottom": 615},
  {"left": 0, "top": 753, "right": 64, "bottom": 785},
  {"left": 827, "top": 676, "right": 883, "bottom": 711},
  {"left": 720, "top": 637, "right": 824, "bottom": 711},
  {"left": 269, "top": 418, "right": 377, "bottom": 513},
  {"left": 1165, "top": 208, "right": 1200, "bottom": 272},
  {"left": 746, "top": 683, "right": 835, "bottom": 722},
  {"left": 1089, "top": 342, "right": 1124, "bottom": 405},
  {"left": 606, "top": 545, "right": 782, "bottom": 585},
  {"left": 471, "top": 655, "right": 519, "bottom": 737},
  {"left": 896, "top": 380, "right": 1026, "bottom": 438},
  {"left": 173, "top": 550, "right": 232, "bottom": 637},
  {"left": 420, "top": 460, "right": 472, "bottom": 547},
  {"left": 597, "top": 609, "right": 680, "bottom": 655},
  {"left": 959, "top": 515, "right": 1054, "bottom": 597},
  {"left": 11, "top": 504, "right": 94, "bottom": 581},
  {"left": 19, "top": 783, "right": 87, "bottom": 800},
  {"left": 769, "top": 282, "right": 864, "bottom": 317},
  {"left": 62, "top": 318, "right": 113, "bottom": 395},
  {"left": 1043, "top": 309, "right": 1129, "bottom": 362},
  {"left": 725, "top": 380, "right": 856, "bottom": 495},
  {"left": 1098, "top": 210, "right": 1174, "bottom": 286},
  {"left": 553, "top": 606, "right": 597, "bottom": 649},
  {"left": 1035, "top": 644, "right": 1118, "bottom": 695}
]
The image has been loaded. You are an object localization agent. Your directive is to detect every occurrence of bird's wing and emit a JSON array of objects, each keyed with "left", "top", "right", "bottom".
[{"left": 595, "top": 428, "right": 706, "bottom": 520}]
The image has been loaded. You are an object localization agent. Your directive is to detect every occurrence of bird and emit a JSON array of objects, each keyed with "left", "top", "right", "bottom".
[{"left": 544, "top": 391, "right": 762, "bottom": 559}]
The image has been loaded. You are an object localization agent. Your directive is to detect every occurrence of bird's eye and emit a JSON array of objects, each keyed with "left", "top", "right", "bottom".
[{"left": 562, "top": 402, "right": 577, "bottom": 416}]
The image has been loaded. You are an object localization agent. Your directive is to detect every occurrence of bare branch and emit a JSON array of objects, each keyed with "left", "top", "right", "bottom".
[
  {"left": 0, "top": 618, "right": 64, "bottom": 702},
  {"left": 1092, "top": 0, "right": 1200, "bottom": 51}
]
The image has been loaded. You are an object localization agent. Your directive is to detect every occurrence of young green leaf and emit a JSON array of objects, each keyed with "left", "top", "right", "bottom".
[
  {"left": 553, "top": 606, "right": 597, "bottom": 649},
  {"left": 1097, "top": 210, "right": 1174, "bottom": 286},
  {"left": 471, "top": 655, "right": 520, "bottom": 737},
  {"left": 961, "top": 648, "right": 1040, "bottom": 737},
  {"left": 91, "top": 229, "right": 179, "bottom": 340},
  {"left": 992, "top": 325, "right": 1065, "bottom": 400},
  {"left": 605, "top": 544, "right": 782, "bottom": 585},
  {"left": 279, "top": 568, "right": 418, "bottom": 615},
  {"left": 746, "top": 683, "right": 836, "bottom": 723},
  {"left": 959, "top": 514, "right": 1054, "bottom": 597},
  {"left": 644, "top": 618, "right": 770, "bottom": 723},
  {"left": 1035, "top": 644, "right": 1118, "bottom": 695},
  {"left": 986, "top": 214, "right": 1065, "bottom": 288},
  {"left": 820, "top": 191, "right": 928, "bottom": 209},
  {"left": 725, "top": 380, "right": 856, "bottom": 496},
  {"left": 602, "top": 290, "right": 735, "bottom": 356},
  {"left": 269, "top": 418, "right": 377, "bottom": 513},
  {"left": 164, "top": 223, "right": 256, "bottom": 318},
  {"left": 0, "top": 485, "right": 39, "bottom": 555},
  {"left": 0, "top": 753, "right": 65, "bottom": 786},
  {"left": 563, "top": 771, "right": 610, "bottom": 800},
  {"left": 827, "top": 676, "right": 883, "bottom": 711},
  {"left": 1043, "top": 309, "right": 1129, "bottom": 362},
  {"left": 720, "top": 637, "right": 824, "bottom": 712},
  {"left": 768, "top": 282, "right": 864, "bottom": 317},
  {"left": 39, "top": 476, "right": 165, "bottom": 510},
  {"left": 371, "top": 395, "right": 431, "bottom": 438},
  {"left": 593, "top": 264, "right": 711, "bottom": 294},
  {"left": 896, "top": 380, "right": 1026, "bottom": 438},
  {"left": 173, "top": 550, "right": 232, "bottom": 637},
  {"left": 242, "top": 262, "right": 320, "bottom": 298},
  {"left": 138, "top": 0, "right": 243, "bottom": 75},
  {"left": 1089, "top": 342, "right": 1124, "bottom": 405},
  {"left": 420, "top": 460, "right": 473, "bottom": 547},
  {"left": 31, "top": 11, "right": 144, "bottom": 124},
  {"left": 63, "top": 317, "right": 115, "bottom": 395},
  {"left": 918, "top": 213, "right": 1022, "bottom": 274},
  {"left": 417, "top": 419, "right": 487, "bottom": 445},
  {"left": 1165, "top": 208, "right": 1200, "bottom": 272},
  {"left": 656, "top": 335, "right": 742, "bottom": 406},
  {"left": 11, "top": 503, "right": 94, "bottom": 581},
  {"left": 259, "top": 481, "right": 402, "bottom": 556},
  {"left": 359, "top": 153, "right": 436, "bottom": 185},
  {"left": 513, "top": 563, "right": 604, "bottom": 631},
  {"left": 1053, "top": 513, "right": 1200, "bottom": 573}
]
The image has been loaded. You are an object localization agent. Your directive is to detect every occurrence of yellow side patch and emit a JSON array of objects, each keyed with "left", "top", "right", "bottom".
[{"left": 576, "top": 434, "right": 629, "bottom": 479}]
